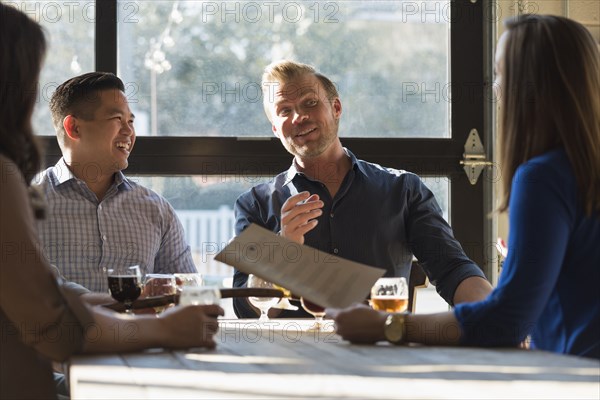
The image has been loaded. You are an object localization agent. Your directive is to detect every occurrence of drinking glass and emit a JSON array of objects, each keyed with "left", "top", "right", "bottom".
[
  {"left": 174, "top": 273, "right": 203, "bottom": 291},
  {"left": 179, "top": 286, "right": 221, "bottom": 306},
  {"left": 107, "top": 265, "right": 142, "bottom": 314},
  {"left": 143, "top": 273, "right": 178, "bottom": 314},
  {"left": 300, "top": 297, "right": 326, "bottom": 331},
  {"left": 370, "top": 277, "right": 408, "bottom": 313},
  {"left": 272, "top": 283, "right": 298, "bottom": 311},
  {"left": 247, "top": 274, "right": 279, "bottom": 321}
]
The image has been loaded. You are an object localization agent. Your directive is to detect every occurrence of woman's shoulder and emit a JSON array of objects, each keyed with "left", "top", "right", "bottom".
[
  {"left": 529, "top": 148, "right": 568, "bottom": 164},
  {"left": 512, "top": 149, "right": 578, "bottom": 211},
  {"left": 0, "top": 154, "right": 26, "bottom": 188},
  {"left": 0, "top": 154, "right": 35, "bottom": 216},
  {"left": 515, "top": 149, "right": 573, "bottom": 183},
  {"left": 0, "top": 153, "right": 15, "bottom": 167}
]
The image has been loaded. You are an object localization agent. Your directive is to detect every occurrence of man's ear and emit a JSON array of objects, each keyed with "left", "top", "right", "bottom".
[
  {"left": 272, "top": 124, "right": 280, "bottom": 138},
  {"left": 332, "top": 98, "right": 342, "bottom": 119},
  {"left": 63, "top": 115, "right": 80, "bottom": 140}
]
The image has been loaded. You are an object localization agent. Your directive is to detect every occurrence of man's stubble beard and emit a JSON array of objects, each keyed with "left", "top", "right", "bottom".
[{"left": 286, "top": 119, "right": 339, "bottom": 159}]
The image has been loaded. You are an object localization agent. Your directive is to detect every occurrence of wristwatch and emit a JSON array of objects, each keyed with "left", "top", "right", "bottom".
[{"left": 384, "top": 313, "right": 408, "bottom": 345}]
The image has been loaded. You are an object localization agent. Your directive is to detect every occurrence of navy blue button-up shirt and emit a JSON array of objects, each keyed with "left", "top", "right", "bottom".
[{"left": 233, "top": 149, "right": 485, "bottom": 317}]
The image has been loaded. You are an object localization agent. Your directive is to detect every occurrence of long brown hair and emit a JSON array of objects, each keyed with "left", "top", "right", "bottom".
[
  {"left": 499, "top": 15, "right": 600, "bottom": 216},
  {"left": 0, "top": 3, "right": 47, "bottom": 184}
]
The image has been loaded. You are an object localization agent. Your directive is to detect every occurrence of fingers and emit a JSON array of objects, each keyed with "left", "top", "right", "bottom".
[
  {"left": 280, "top": 192, "right": 324, "bottom": 243},
  {"left": 175, "top": 305, "right": 222, "bottom": 346},
  {"left": 198, "top": 306, "right": 223, "bottom": 336},
  {"left": 181, "top": 305, "right": 222, "bottom": 336},
  {"left": 200, "top": 318, "right": 220, "bottom": 336},
  {"left": 288, "top": 218, "right": 319, "bottom": 239},
  {"left": 281, "top": 192, "right": 323, "bottom": 215},
  {"left": 281, "top": 191, "right": 311, "bottom": 212},
  {"left": 324, "top": 307, "right": 341, "bottom": 320},
  {"left": 331, "top": 304, "right": 386, "bottom": 344},
  {"left": 198, "top": 304, "right": 225, "bottom": 317},
  {"left": 332, "top": 303, "right": 369, "bottom": 318}
]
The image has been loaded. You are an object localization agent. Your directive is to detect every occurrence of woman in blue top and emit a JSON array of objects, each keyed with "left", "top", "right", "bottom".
[{"left": 332, "top": 14, "right": 600, "bottom": 359}]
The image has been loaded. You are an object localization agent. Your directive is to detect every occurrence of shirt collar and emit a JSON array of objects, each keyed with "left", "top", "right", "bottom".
[
  {"left": 51, "top": 158, "right": 132, "bottom": 191},
  {"left": 52, "top": 158, "right": 77, "bottom": 185},
  {"left": 283, "top": 147, "right": 361, "bottom": 187},
  {"left": 113, "top": 170, "right": 131, "bottom": 189},
  {"left": 283, "top": 159, "right": 302, "bottom": 186}
]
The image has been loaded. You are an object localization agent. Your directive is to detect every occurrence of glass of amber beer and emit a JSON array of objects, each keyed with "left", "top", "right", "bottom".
[{"left": 370, "top": 277, "right": 408, "bottom": 313}]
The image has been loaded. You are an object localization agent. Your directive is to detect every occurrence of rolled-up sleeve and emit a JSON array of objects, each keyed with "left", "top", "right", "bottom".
[{"left": 404, "top": 174, "right": 486, "bottom": 304}]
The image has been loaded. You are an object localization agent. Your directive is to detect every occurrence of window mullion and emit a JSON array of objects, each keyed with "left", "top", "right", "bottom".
[{"left": 95, "top": 0, "right": 117, "bottom": 73}]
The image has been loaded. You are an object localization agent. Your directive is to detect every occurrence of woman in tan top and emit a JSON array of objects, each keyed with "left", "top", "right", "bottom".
[{"left": 0, "top": 4, "right": 223, "bottom": 399}]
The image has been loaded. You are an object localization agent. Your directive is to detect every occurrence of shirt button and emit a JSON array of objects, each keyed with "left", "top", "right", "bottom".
[
  {"left": 98, "top": 205, "right": 103, "bottom": 210},
  {"left": 102, "top": 267, "right": 107, "bottom": 272},
  {"left": 102, "top": 235, "right": 107, "bottom": 241},
  {"left": 333, "top": 248, "right": 339, "bottom": 254},
  {"left": 330, "top": 213, "right": 334, "bottom": 218}
]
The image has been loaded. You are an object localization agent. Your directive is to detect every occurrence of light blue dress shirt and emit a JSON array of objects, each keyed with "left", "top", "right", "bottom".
[{"left": 35, "top": 159, "right": 196, "bottom": 292}]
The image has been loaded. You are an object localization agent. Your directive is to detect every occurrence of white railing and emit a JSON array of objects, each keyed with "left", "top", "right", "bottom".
[{"left": 176, "top": 206, "right": 235, "bottom": 277}]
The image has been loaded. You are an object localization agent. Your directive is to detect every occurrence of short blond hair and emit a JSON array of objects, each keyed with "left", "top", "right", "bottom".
[{"left": 261, "top": 60, "right": 339, "bottom": 121}]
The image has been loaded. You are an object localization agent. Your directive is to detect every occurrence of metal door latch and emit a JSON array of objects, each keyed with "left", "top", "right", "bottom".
[{"left": 460, "top": 129, "right": 493, "bottom": 185}]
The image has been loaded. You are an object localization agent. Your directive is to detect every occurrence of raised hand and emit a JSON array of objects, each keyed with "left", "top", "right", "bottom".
[{"left": 280, "top": 191, "right": 323, "bottom": 244}]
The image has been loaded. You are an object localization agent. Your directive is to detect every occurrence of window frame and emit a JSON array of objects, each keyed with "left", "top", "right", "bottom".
[{"left": 41, "top": 0, "right": 496, "bottom": 279}]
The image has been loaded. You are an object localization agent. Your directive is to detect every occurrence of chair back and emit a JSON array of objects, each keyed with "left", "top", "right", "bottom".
[{"left": 408, "top": 261, "right": 428, "bottom": 313}]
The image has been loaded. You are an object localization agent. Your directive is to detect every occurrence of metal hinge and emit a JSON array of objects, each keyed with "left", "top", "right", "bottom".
[{"left": 460, "top": 129, "right": 493, "bottom": 185}]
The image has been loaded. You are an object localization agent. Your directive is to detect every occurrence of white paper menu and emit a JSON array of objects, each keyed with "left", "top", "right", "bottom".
[{"left": 214, "top": 224, "right": 385, "bottom": 309}]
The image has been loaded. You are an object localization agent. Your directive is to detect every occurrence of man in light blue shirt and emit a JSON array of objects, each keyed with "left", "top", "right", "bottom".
[{"left": 36, "top": 72, "right": 196, "bottom": 293}]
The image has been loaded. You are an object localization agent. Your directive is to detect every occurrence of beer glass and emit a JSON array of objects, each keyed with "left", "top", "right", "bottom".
[
  {"left": 300, "top": 297, "right": 326, "bottom": 331},
  {"left": 179, "top": 286, "right": 221, "bottom": 306},
  {"left": 174, "top": 273, "right": 203, "bottom": 291},
  {"left": 247, "top": 274, "right": 279, "bottom": 321},
  {"left": 143, "top": 273, "right": 178, "bottom": 314},
  {"left": 370, "top": 277, "right": 408, "bottom": 313},
  {"left": 107, "top": 265, "right": 142, "bottom": 314}
]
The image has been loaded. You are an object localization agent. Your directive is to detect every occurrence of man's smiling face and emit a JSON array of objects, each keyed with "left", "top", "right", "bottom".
[{"left": 269, "top": 73, "right": 342, "bottom": 159}]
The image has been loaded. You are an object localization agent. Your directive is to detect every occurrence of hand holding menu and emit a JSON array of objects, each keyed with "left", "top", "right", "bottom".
[{"left": 215, "top": 224, "right": 385, "bottom": 309}]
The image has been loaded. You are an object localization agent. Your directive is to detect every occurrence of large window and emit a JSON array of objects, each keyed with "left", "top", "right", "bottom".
[
  {"left": 10, "top": 0, "right": 96, "bottom": 136},
  {"left": 118, "top": 1, "right": 450, "bottom": 138},
  {"left": 38, "top": 0, "right": 494, "bottom": 283}
]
